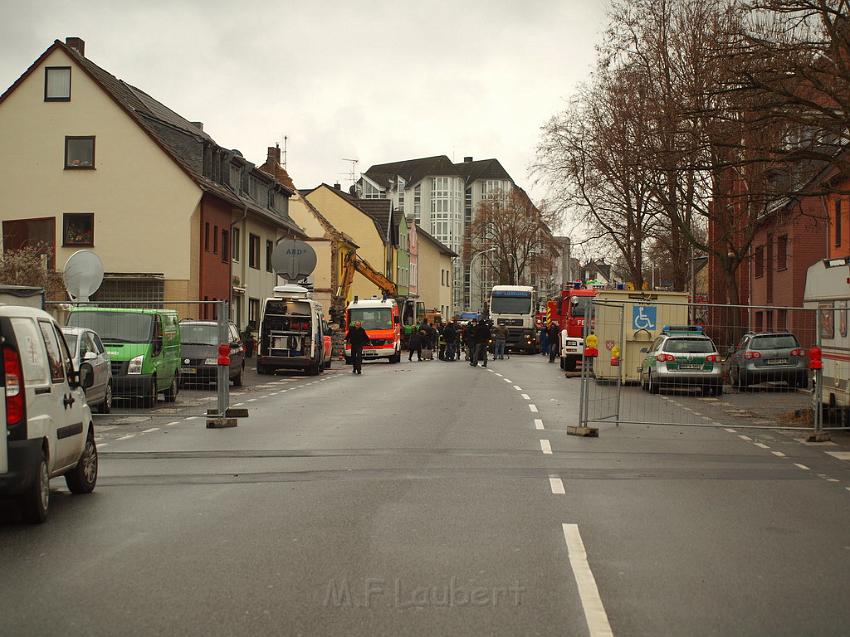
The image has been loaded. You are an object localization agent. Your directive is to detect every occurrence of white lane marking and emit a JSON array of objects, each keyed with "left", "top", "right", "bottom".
[
  {"left": 826, "top": 478, "right": 840, "bottom": 483},
  {"left": 514, "top": 385, "right": 522, "bottom": 390},
  {"left": 495, "top": 373, "right": 503, "bottom": 377},
  {"left": 549, "top": 476, "right": 565, "bottom": 494},
  {"left": 504, "top": 378, "right": 512, "bottom": 383},
  {"left": 116, "top": 434, "right": 135, "bottom": 441},
  {"left": 826, "top": 451, "right": 850, "bottom": 461},
  {"left": 540, "top": 439, "right": 552, "bottom": 455},
  {"left": 185, "top": 416, "right": 198, "bottom": 421},
  {"left": 562, "top": 524, "right": 614, "bottom": 637},
  {"left": 738, "top": 435, "right": 752, "bottom": 441},
  {"left": 521, "top": 394, "right": 531, "bottom": 400},
  {"left": 142, "top": 427, "right": 159, "bottom": 433},
  {"left": 534, "top": 419, "right": 544, "bottom": 430},
  {"left": 725, "top": 428, "right": 737, "bottom": 433},
  {"left": 96, "top": 443, "right": 108, "bottom": 449},
  {"left": 846, "top": 487, "right": 850, "bottom": 493},
  {"left": 529, "top": 404, "right": 539, "bottom": 413},
  {"left": 754, "top": 443, "right": 770, "bottom": 449},
  {"left": 233, "top": 403, "right": 244, "bottom": 407},
  {"left": 247, "top": 398, "right": 257, "bottom": 402},
  {"left": 772, "top": 451, "right": 786, "bottom": 457},
  {"left": 166, "top": 421, "right": 180, "bottom": 427},
  {"left": 794, "top": 463, "right": 810, "bottom": 471}
]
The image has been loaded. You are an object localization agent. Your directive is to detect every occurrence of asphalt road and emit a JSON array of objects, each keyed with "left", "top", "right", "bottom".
[{"left": 2, "top": 353, "right": 850, "bottom": 636}]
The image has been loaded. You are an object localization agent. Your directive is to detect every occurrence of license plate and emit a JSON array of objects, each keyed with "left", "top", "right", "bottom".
[
  {"left": 766, "top": 358, "right": 788, "bottom": 365},
  {"left": 181, "top": 367, "right": 196, "bottom": 374},
  {"left": 364, "top": 352, "right": 378, "bottom": 357},
  {"left": 679, "top": 363, "right": 701, "bottom": 370}
]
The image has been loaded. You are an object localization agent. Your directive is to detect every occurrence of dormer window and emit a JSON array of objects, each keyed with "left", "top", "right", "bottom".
[{"left": 45, "top": 67, "right": 71, "bottom": 101}]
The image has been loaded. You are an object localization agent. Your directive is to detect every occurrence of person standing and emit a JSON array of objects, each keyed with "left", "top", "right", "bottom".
[
  {"left": 539, "top": 322, "right": 549, "bottom": 356},
  {"left": 408, "top": 326, "right": 423, "bottom": 362},
  {"left": 472, "top": 319, "right": 491, "bottom": 367},
  {"left": 443, "top": 320, "right": 458, "bottom": 361},
  {"left": 548, "top": 321, "right": 561, "bottom": 363},
  {"left": 346, "top": 320, "right": 371, "bottom": 374},
  {"left": 464, "top": 319, "right": 477, "bottom": 363},
  {"left": 492, "top": 323, "right": 507, "bottom": 360}
]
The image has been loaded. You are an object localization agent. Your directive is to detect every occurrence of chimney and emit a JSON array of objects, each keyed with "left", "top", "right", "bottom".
[
  {"left": 65, "top": 37, "right": 85, "bottom": 56},
  {"left": 333, "top": 183, "right": 342, "bottom": 190},
  {"left": 463, "top": 156, "right": 473, "bottom": 163},
  {"left": 267, "top": 144, "right": 281, "bottom": 165},
  {"left": 191, "top": 122, "right": 204, "bottom": 131}
]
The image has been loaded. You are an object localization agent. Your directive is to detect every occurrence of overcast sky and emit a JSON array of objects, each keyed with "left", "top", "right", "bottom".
[{"left": 2, "top": 0, "right": 608, "bottom": 202}]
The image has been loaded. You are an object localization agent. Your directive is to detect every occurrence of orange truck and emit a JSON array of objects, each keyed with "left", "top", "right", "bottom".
[{"left": 345, "top": 297, "right": 402, "bottom": 364}]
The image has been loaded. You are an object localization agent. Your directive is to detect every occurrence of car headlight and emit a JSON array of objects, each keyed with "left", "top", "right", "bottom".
[
  {"left": 127, "top": 354, "right": 144, "bottom": 375},
  {"left": 204, "top": 358, "right": 218, "bottom": 365}
]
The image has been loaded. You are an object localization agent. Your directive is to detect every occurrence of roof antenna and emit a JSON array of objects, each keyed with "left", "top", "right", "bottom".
[
  {"left": 282, "top": 135, "right": 288, "bottom": 169},
  {"left": 342, "top": 158, "right": 359, "bottom": 188}
]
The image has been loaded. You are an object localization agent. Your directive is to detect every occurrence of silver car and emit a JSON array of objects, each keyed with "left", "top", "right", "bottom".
[
  {"left": 724, "top": 332, "right": 809, "bottom": 390},
  {"left": 61, "top": 327, "right": 113, "bottom": 413}
]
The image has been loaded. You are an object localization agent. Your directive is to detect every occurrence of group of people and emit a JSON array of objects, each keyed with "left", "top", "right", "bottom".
[
  {"left": 538, "top": 320, "right": 562, "bottom": 363},
  {"left": 404, "top": 317, "right": 509, "bottom": 366}
]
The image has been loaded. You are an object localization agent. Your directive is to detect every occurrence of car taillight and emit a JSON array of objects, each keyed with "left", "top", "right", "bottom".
[
  {"left": 4, "top": 347, "right": 25, "bottom": 427},
  {"left": 790, "top": 348, "right": 804, "bottom": 357},
  {"left": 744, "top": 351, "right": 762, "bottom": 359},
  {"left": 655, "top": 353, "right": 675, "bottom": 362},
  {"left": 706, "top": 354, "right": 720, "bottom": 363}
]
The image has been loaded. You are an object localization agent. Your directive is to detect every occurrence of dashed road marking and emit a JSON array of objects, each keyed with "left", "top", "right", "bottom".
[
  {"left": 116, "top": 434, "right": 135, "bottom": 441},
  {"left": 185, "top": 417, "right": 198, "bottom": 421},
  {"left": 794, "top": 463, "right": 810, "bottom": 471},
  {"left": 529, "top": 404, "right": 539, "bottom": 413},
  {"left": 738, "top": 434, "right": 751, "bottom": 441},
  {"left": 826, "top": 451, "right": 850, "bottom": 461},
  {"left": 142, "top": 427, "right": 159, "bottom": 433},
  {"left": 233, "top": 403, "right": 244, "bottom": 407},
  {"left": 514, "top": 385, "right": 522, "bottom": 391},
  {"left": 826, "top": 478, "right": 840, "bottom": 483},
  {"left": 562, "top": 524, "right": 614, "bottom": 637},
  {"left": 166, "top": 421, "right": 180, "bottom": 427},
  {"left": 248, "top": 398, "right": 257, "bottom": 402},
  {"left": 754, "top": 442, "right": 770, "bottom": 449},
  {"left": 772, "top": 451, "right": 786, "bottom": 457},
  {"left": 549, "top": 476, "right": 565, "bottom": 494},
  {"left": 96, "top": 443, "right": 108, "bottom": 449},
  {"left": 504, "top": 378, "right": 512, "bottom": 383},
  {"left": 495, "top": 373, "right": 503, "bottom": 377},
  {"left": 540, "top": 439, "right": 552, "bottom": 455},
  {"left": 534, "top": 419, "right": 544, "bottom": 430},
  {"left": 521, "top": 394, "right": 531, "bottom": 400}
]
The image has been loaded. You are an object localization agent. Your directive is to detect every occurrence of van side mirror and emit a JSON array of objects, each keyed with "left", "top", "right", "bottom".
[{"left": 79, "top": 362, "right": 95, "bottom": 389}]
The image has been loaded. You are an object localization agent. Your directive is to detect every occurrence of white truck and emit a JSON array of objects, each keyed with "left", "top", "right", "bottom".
[
  {"left": 489, "top": 285, "right": 539, "bottom": 353},
  {"left": 804, "top": 257, "right": 850, "bottom": 424},
  {"left": 256, "top": 285, "right": 327, "bottom": 376}
]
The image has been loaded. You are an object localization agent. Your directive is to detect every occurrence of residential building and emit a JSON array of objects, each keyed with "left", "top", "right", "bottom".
[
  {"left": 357, "top": 155, "right": 514, "bottom": 314},
  {"left": 416, "top": 226, "right": 457, "bottom": 318},
  {"left": 0, "top": 37, "right": 303, "bottom": 326}
]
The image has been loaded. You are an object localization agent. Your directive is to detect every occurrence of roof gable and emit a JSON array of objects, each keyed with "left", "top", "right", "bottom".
[{"left": 454, "top": 158, "right": 513, "bottom": 184}]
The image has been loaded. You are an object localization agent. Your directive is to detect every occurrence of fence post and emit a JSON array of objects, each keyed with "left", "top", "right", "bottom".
[
  {"left": 207, "top": 299, "right": 236, "bottom": 428},
  {"left": 809, "top": 306, "right": 829, "bottom": 441},
  {"left": 570, "top": 300, "right": 599, "bottom": 437}
]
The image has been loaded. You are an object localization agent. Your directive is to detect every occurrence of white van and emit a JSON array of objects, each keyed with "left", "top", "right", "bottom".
[
  {"left": 0, "top": 306, "right": 98, "bottom": 523},
  {"left": 256, "top": 285, "right": 327, "bottom": 376}
]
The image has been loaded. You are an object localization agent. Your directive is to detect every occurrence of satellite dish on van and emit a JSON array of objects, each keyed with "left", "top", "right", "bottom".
[
  {"left": 63, "top": 250, "right": 104, "bottom": 302},
  {"left": 271, "top": 240, "right": 317, "bottom": 281}
]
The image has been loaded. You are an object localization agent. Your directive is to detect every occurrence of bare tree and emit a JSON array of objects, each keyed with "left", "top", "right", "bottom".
[
  {"left": 0, "top": 245, "right": 63, "bottom": 299},
  {"left": 465, "top": 187, "right": 561, "bottom": 287}
]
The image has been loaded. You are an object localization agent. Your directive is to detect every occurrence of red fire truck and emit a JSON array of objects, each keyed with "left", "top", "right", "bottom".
[{"left": 547, "top": 286, "right": 597, "bottom": 371}]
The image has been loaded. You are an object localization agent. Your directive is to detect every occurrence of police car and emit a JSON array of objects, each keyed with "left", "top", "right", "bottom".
[{"left": 639, "top": 325, "right": 723, "bottom": 396}]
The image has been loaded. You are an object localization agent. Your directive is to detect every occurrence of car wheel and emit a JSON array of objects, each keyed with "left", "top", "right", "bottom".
[
  {"left": 715, "top": 385, "right": 724, "bottom": 397},
  {"left": 20, "top": 450, "right": 49, "bottom": 524},
  {"left": 257, "top": 364, "right": 268, "bottom": 375},
  {"left": 565, "top": 357, "right": 577, "bottom": 372},
  {"left": 164, "top": 374, "right": 178, "bottom": 403},
  {"left": 794, "top": 373, "right": 808, "bottom": 390},
  {"left": 640, "top": 370, "right": 647, "bottom": 391},
  {"left": 98, "top": 382, "right": 112, "bottom": 414},
  {"left": 648, "top": 372, "right": 660, "bottom": 394},
  {"left": 142, "top": 376, "right": 158, "bottom": 408},
  {"left": 65, "top": 432, "right": 98, "bottom": 494}
]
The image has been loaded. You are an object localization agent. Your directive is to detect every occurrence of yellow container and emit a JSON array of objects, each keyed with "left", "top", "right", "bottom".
[{"left": 591, "top": 290, "right": 689, "bottom": 382}]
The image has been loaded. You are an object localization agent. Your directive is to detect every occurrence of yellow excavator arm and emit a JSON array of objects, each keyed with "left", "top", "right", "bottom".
[{"left": 336, "top": 252, "right": 397, "bottom": 306}]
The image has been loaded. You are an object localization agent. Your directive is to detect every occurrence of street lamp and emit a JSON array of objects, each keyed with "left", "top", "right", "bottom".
[{"left": 469, "top": 247, "right": 496, "bottom": 313}]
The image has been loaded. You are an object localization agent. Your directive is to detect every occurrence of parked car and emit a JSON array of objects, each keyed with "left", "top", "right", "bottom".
[
  {"left": 60, "top": 327, "right": 113, "bottom": 413},
  {"left": 179, "top": 320, "right": 244, "bottom": 386},
  {"left": 639, "top": 326, "right": 723, "bottom": 396},
  {"left": 67, "top": 308, "right": 181, "bottom": 407},
  {"left": 723, "top": 332, "right": 808, "bottom": 390},
  {"left": 0, "top": 306, "right": 98, "bottom": 523}
]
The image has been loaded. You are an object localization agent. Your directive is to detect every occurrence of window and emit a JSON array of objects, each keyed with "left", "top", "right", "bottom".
[
  {"left": 777, "top": 235, "right": 788, "bottom": 270},
  {"left": 414, "top": 184, "right": 421, "bottom": 223},
  {"left": 44, "top": 67, "right": 71, "bottom": 101},
  {"left": 266, "top": 240, "right": 274, "bottom": 273},
  {"left": 754, "top": 245, "right": 764, "bottom": 278},
  {"left": 222, "top": 229, "right": 229, "bottom": 263},
  {"left": 249, "top": 234, "right": 260, "bottom": 269},
  {"left": 213, "top": 225, "right": 219, "bottom": 254},
  {"left": 268, "top": 189, "right": 276, "bottom": 210},
  {"left": 38, "top": 320, "right": 65, "bottom": 383},
  {"left": 10, "top": 318, "right": 48, "bottom": 385},
  {"left": 204, "top": 222, "right": 210, "bottom": 251},
  {"left": 232, "top": 227, "right": 240, "bottom": 262},
  {"left": 248, "top": 298, "right": 260, "bottom": 328},
  {"left": 62, "top": 213, "right": 94, "bottom": 247},
  {"left": 3, "top": 218, "right": 56, "bottom": 270},
  {"left": 836, "top": 200, "right": 843, "bottom": 247},
  {"left": 64, "top": 136, "right": 95, "bottom": 168}
]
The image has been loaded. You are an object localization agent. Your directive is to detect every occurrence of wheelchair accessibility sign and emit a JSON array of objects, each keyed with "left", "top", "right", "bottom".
[{"left": 632, "top": 305, "right": 656, "bottom": 331}]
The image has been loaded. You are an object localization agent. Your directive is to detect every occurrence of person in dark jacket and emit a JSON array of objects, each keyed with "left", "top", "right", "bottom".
[
  {"left": 539, "top": 322, "right": 549, "bottom": 356},
  {"left": 346, "top": 320, "right": 371, "bottom": 374},
  {"left": 464, "top": 319, "right": 477, "bottom": 362},
  {"left": 471, "top": 320, "right": 492, "bottom": 367},
  {"left": 443, "top": 320, "right": 458, "bottom": 361},
  {"left": 547, "top": 321, "right": 561, "bottom": 363},
  {"left": 408, "top": 326, "right": 423, "bottom": 362}
]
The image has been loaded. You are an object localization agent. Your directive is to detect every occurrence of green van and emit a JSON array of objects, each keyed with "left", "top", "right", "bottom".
[{"left": 67, "top": 308, "right": 181, "bottom": 407}]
